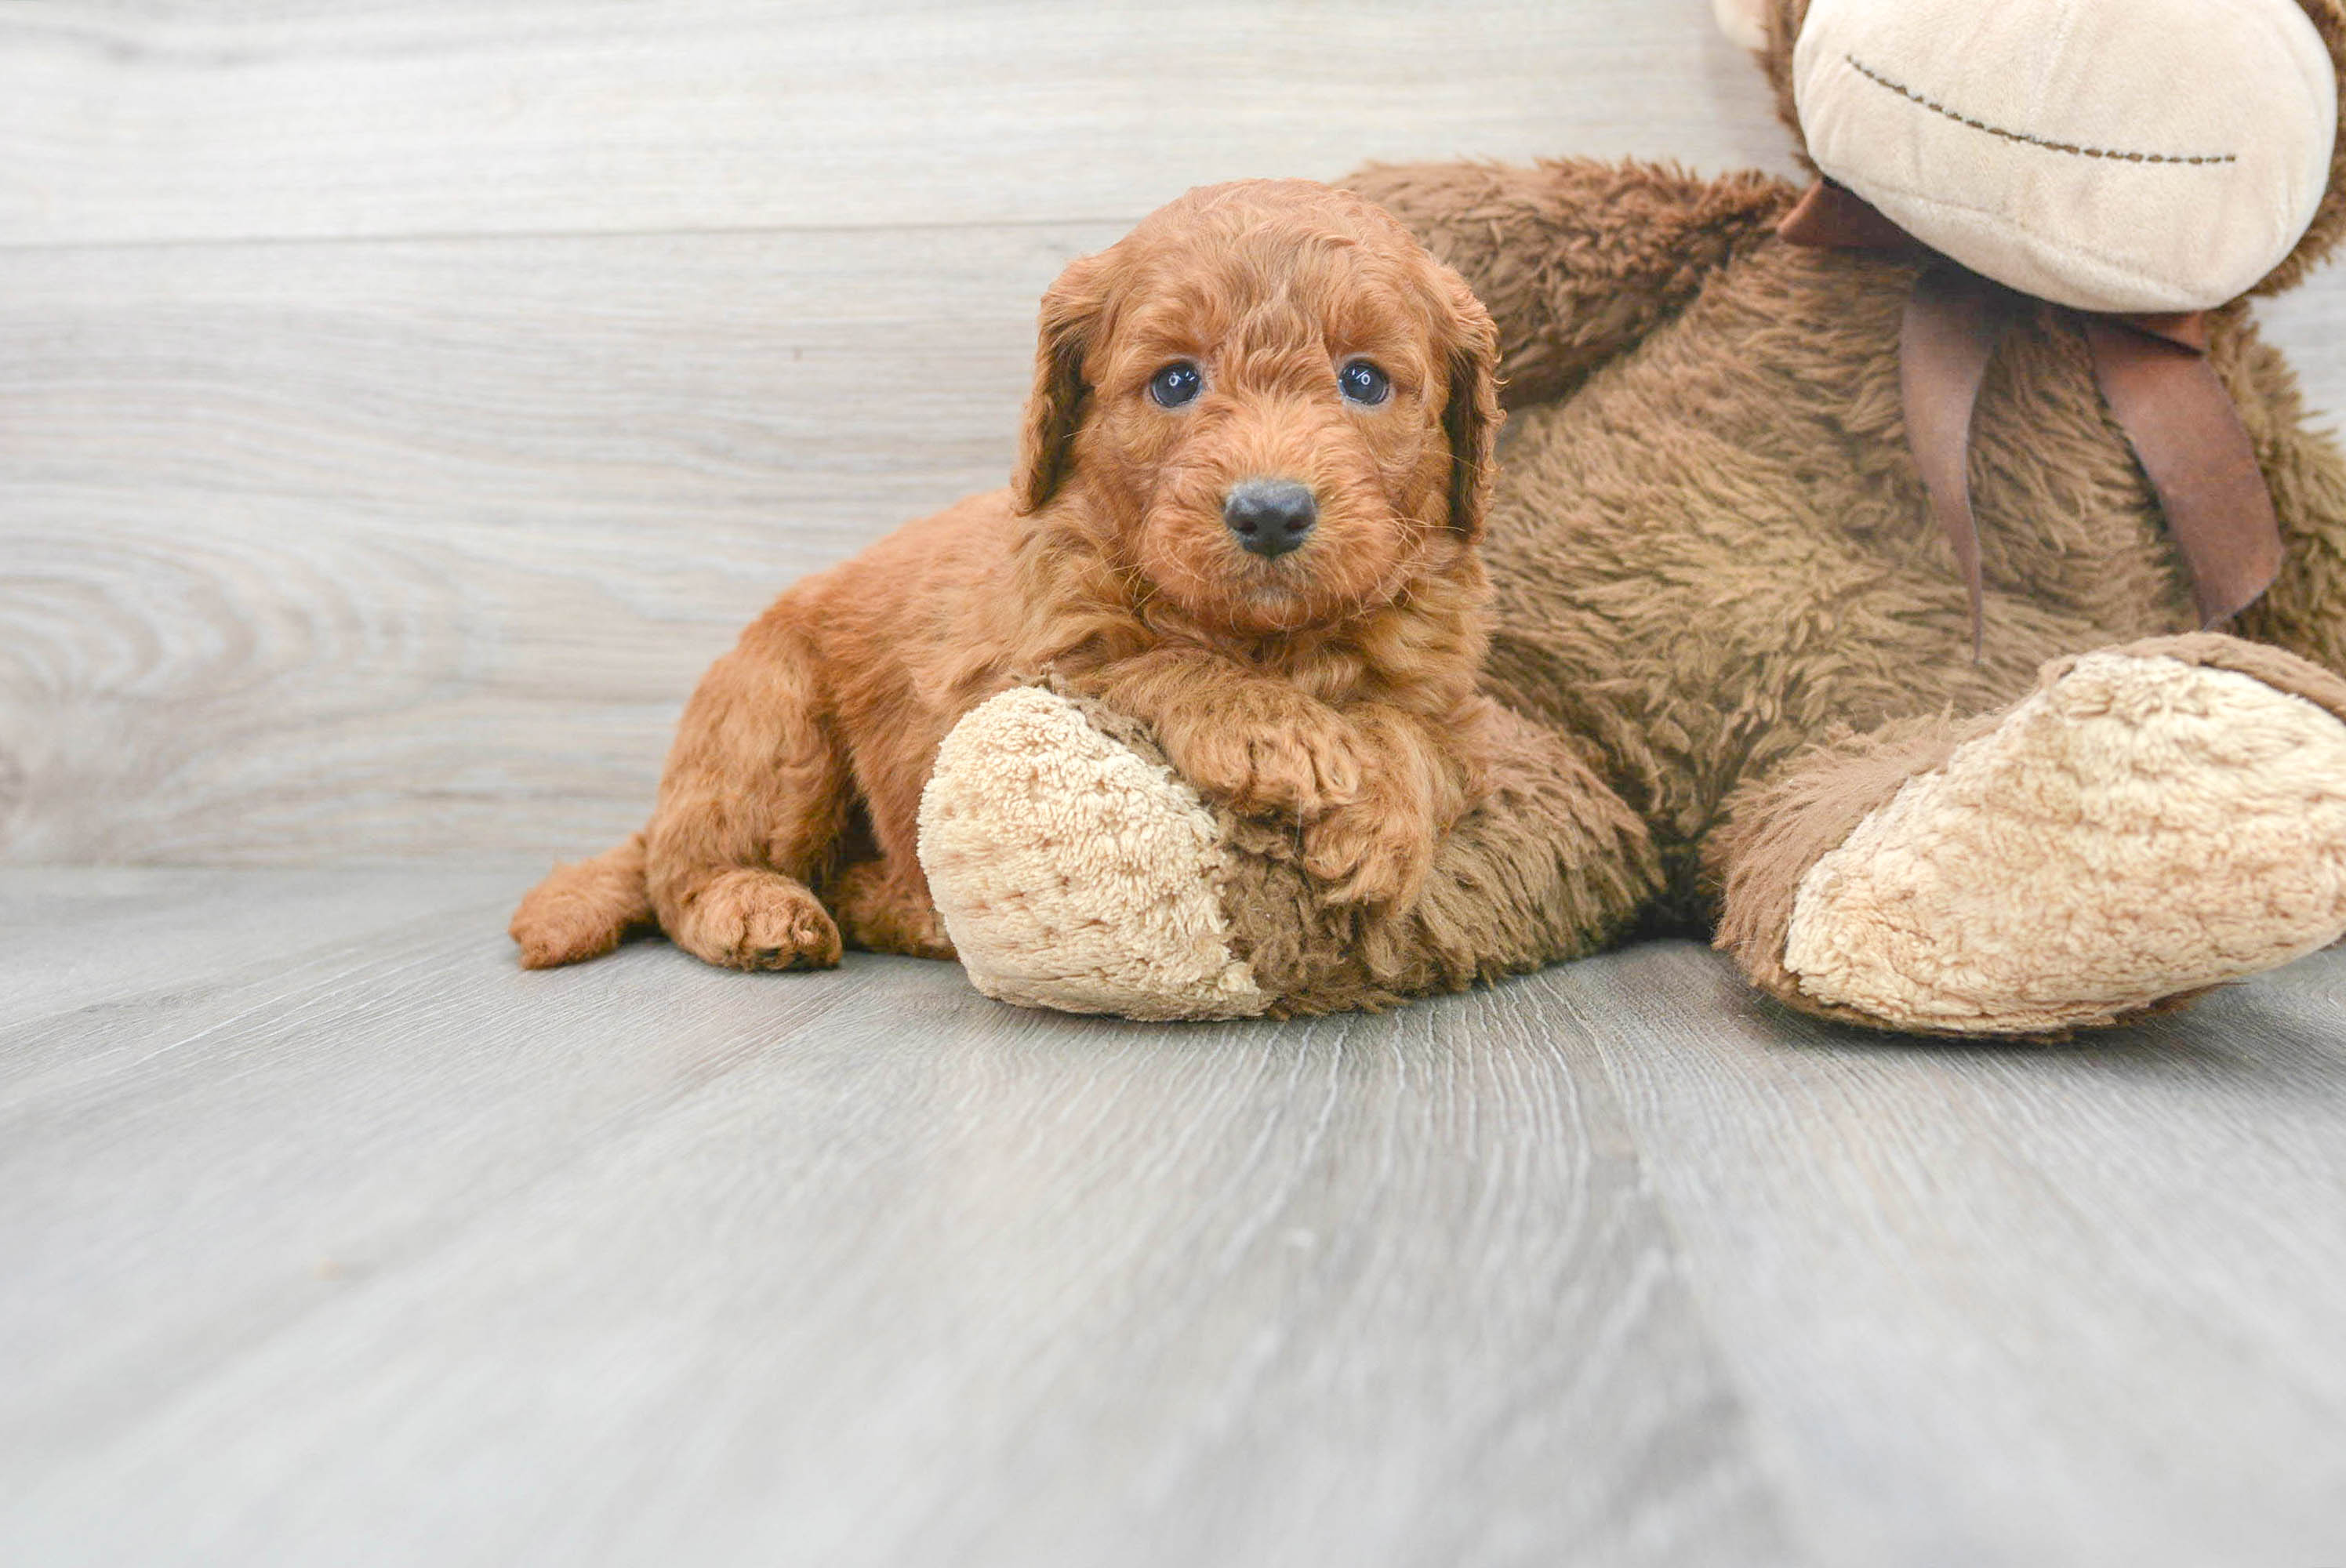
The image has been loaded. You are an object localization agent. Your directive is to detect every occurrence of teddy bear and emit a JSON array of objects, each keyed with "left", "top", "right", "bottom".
[{"left": 915, "top": 0, "right": 2346, "bottom": 1036}]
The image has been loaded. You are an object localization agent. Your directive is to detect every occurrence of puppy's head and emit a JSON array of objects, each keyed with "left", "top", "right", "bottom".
[{"left": 1014, "top": 180, "right": 1501, "bottom": 637}]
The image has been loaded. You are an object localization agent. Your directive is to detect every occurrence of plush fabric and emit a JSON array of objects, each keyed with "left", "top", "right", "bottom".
[
  {"left": 917, "top": 0, "right": 2346, "bottom": 1035},
  {"left": 1783, "top": 642, "right": 2346, "bottom": 1034},
  {"left": 1793, "top": 0, "right": 2337, "bottom": 312},
  {"left": 922, "top": 687, "right": 1659, "bottom": 1018},
  {"left": 918, "top": 686, "right": 1269, "bottom": 1021}
]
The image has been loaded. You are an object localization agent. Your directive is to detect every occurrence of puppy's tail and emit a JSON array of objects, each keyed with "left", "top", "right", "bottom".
[{"left": 509, "top": 832, "right": 655, "bottom": 968}]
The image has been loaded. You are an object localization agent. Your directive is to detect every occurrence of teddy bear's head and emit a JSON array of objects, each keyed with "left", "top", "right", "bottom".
[{"left": 1715, "top": 0, "right": 2346, "bottom": 312}]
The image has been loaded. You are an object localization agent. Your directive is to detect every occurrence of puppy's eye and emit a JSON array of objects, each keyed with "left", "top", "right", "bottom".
[
  {"left": 1338, "top": 360, "right": 1391, "bottom": 406},
  {"left": 1149, "top": 362, "right": 1203, "bottom": 408}
]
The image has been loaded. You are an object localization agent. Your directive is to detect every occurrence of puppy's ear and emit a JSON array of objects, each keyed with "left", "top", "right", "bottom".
[
  {"left": 1439, "top": 278, "right": 1504, "bottom": 542},
  {"left": 1014, "top": 253, "right": 1108, "bottom": 514}
]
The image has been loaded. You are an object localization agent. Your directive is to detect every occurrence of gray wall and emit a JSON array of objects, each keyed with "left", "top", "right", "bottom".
[{"left": 5, "top": 2, "right": 2341, "bottom": 864}]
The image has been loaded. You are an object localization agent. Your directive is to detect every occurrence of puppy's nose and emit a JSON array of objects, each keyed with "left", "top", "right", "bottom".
[{"left": 1223, "top": 480, "right": 1318, "bottom": 559}]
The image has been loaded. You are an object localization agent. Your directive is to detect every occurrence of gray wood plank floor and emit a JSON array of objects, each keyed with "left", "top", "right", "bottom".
[{"left": 7, "top": 870, "right": 2344, "bottom": 1566}]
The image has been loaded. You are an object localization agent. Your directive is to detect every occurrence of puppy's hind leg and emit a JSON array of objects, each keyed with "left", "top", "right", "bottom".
[
  {"left": 510, "top": 832, "right": 654, "bottom": 968},
  {"left": 645, "top": 610, "right": 850, "bottom": 971},
  {"left": 830, "top": 860, "right": 956, "bottom": 959}
]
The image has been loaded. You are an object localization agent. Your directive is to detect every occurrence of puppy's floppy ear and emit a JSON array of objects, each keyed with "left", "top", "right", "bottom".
[
  {"left": 1438, "top": 276, "right": 1504, "bottom": 542},
  {"left": 1014, "top": 253, "right": 1108, "bottom": 515}
]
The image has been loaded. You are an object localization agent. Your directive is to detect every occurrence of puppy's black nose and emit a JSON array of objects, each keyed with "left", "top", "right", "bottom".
[{"left": 1223, "top": 480, "right": 1317, "bottom": 559}]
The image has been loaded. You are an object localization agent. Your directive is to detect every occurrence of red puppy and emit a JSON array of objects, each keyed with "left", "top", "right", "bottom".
[{"left": 511, "top": 179, "right": 1503, "bottom": 973}]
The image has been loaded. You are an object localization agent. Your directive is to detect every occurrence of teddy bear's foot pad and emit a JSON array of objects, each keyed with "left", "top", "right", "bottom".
[
  {"left": 1783, "top": 648, "right": 2346, "bottom": 1035},
  {"left": 917, "top": 687, "right": 1269, "bottom": 1021}
]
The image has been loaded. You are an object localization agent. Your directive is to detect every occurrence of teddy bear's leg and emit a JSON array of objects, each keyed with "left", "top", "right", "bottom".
[
  {"left": 915, "top": 686, "right": 1273, "bottom": 1020},
  {"left": 917, "top": 688, "right": 1660, "bottom": 1019},
  {"left": 1710, "top": 634, "right": 2346, "bottom": 1037}
]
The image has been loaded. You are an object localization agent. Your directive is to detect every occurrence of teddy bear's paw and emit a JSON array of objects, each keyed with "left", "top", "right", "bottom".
[
  {"left": 916, "top": 687, "right": 1270, "bottom": 1021},
  {"left": 1781, "top": 648, "right": 2346, "bottom": 1035}
]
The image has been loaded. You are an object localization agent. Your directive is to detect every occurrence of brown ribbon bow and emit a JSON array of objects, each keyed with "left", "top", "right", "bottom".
[{"left": 1780, "top": 180, "right": 2284, "bottom": 657}]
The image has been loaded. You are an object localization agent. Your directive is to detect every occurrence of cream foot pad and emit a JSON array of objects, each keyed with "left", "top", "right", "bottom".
[
  {"left": 917, "top": 687, "right": 1269, "bottom": 1021},
  {"left": 1784, "top": 651, "right": 2346, "bottom": 1033}
]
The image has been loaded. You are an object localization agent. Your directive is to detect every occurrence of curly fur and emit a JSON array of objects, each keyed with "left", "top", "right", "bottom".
[
  {"left": 510, "top": 180, "right": 1505, "bottom": 973},
  {"left": 1270, "top": 0, "right": 2346, "bottom": 1023}
]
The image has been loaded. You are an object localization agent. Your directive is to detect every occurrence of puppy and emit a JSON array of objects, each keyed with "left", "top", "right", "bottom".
[{"left": 510, "top": 178, "right": 1503, "bottom": 974}]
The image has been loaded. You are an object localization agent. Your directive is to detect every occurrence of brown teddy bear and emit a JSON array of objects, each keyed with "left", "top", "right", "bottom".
[{"left": 917, "top": 0, "right": 2346, "bottom": 1036}]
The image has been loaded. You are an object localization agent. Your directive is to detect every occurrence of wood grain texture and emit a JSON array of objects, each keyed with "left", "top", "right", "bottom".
[
  {"left": 1546, "top": 942, "right": 2346, "bottom": 1568},
  {"left": 0, "top": 0, "right": 1794, "bottom": 248},
  {"left": 5, "top": 1, "right": 2346, "bottom": 864},
  {"left": 0, "top": 869, "right": 1798, "bottom": 1567},
  {"left": 0, "top": 226, "right": 1113, "bottom": 862},
  {"left": 9, "top": 869, "right": 2346, "bottom": 1563}
]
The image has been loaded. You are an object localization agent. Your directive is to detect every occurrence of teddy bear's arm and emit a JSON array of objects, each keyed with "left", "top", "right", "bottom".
[
  {"left": 2230, "top": 338, "right": 2346, "bottom": 681},
  {"left": 1345, "top": 158, "right": 1795, "bottom": 408},
  {"left": 917, "top": 686, "right": 1665, "bottom": 1020}
]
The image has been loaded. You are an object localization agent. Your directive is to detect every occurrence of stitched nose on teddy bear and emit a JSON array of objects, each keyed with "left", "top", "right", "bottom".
[{"left": 1223, "top": 479, "right": 1319, "bottom": 558}]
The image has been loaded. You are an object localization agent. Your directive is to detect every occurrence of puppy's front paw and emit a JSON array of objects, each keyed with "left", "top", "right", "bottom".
[
  {"left": 1177, "top": 702, "right": 1364, "bottom": 820},
  {"left": 669, "top": 869, "right": 843, "bottom": 971},
  {"left": 1304, "top": 797, "right": 1437, "bottom": 910}
]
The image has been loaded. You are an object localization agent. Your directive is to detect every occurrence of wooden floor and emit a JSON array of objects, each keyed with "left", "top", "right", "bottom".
[{"left": 6, "top": 869, "right": 2345, "bottom": 1566}]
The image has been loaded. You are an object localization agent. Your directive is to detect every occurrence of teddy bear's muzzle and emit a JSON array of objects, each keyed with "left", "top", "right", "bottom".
[{"left": 1790, "top": 0, "right": 2337, "bottom": 314}]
